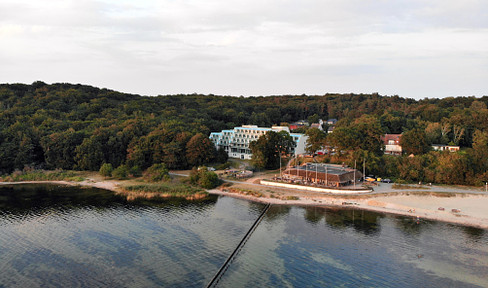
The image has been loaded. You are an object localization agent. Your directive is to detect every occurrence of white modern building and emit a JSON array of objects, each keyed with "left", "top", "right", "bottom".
[{"left": 210, "top": 125, "right": 308, "bottom": 160}]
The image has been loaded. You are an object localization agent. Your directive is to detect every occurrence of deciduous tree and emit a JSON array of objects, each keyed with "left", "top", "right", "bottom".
[
  {"left": 400, "top": 128, "right": 430, "bottom": 155},
  {"left": 305, "top": 127, "right": 326, "bottom": 155},
  {"left": 186, "top": 133, "right": 216, "bottom": 168}
]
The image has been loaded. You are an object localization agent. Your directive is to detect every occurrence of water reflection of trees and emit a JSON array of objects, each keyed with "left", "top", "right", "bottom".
[
  {"left": 462, "top": 226, "right": 486, "bottom": 242},
  {"left": 394, "top": 216, "right": 432, "bottom": 237},
  {"left": 301, "top": 206, "right": 384, "bottom": 235},
  {"left": 324, "top": 208, "right": 383, "bottom": 236},
  {"left": 304, "top": 207, "right": 326, "bottom": 224},
  {"left": 264, "top": 205, "right": 292, "bottom": 222}
]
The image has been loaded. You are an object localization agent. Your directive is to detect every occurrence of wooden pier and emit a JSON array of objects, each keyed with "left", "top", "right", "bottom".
[{"left": 206, "top": 203, "right": 271, "bottom": 288}]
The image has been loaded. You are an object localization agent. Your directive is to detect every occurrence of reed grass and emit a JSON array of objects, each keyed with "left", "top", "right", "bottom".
[
  {"left": 1, "top": 170, "right": 84, "bottom": 182},
  {"left": 123, "top": 183, "right": 206, "bottom": 197}
]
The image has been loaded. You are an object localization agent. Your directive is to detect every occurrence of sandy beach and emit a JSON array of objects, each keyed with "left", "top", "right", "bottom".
[
  {"left": 2, "top": 177, "right": 488, "bottom": 229},
  {"left": 208, "top": 188, "right": 488, "bottom": 229},
  {"left": 207, "top": 175, "right": 488, "bottom": 229}
]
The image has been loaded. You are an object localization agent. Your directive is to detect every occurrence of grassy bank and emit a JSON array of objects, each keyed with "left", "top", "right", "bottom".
[
  {"left": 122, "top": 183, "right": 207, "bottom": 198},
  {"left": 0, "top": 169, "right": 84, "bottom": 182}
]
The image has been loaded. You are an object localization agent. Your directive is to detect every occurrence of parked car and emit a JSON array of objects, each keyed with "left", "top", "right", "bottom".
[
  {"left": 365, "top": 177, "right": 376, "bottom": 182},
  {"left": 382, "top": 178, "right": 392, "bottom": 183}
]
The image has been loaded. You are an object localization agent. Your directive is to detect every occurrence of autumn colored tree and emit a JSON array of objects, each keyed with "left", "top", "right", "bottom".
[
  {"left": 186, "top": 133, "right": 216, "bottom": 168},
  {"left": 434, "top": 152, "right": 469, "bottom": 185},
  {"left": 470, "top": 130, "right": 488, "bottom": 175}
]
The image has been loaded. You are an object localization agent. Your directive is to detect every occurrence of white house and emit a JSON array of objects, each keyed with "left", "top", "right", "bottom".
[
  {"left": 382, "top": 134, "right": 403, "bottom": 155},
  {"left": 432, "top": 144, "right": 460, "bottom": 152},
  {"left": 210, "top": 125, "right": 308, "bottom": 160}
]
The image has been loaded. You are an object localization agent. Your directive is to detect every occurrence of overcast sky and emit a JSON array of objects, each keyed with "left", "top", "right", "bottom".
[{"left": 1, "top": 0, "right": 487, "bottom": 99}]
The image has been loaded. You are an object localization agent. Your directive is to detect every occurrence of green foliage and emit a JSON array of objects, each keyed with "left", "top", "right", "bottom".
[
  {"left": 186, "top": 133, "right": 216, "bottom": 167},
  {"left": 112, "top": 164, "right": 129, "bottom": 179},
  {"left": 129, "top": 165, "right": 142, "bottom": 177},
  {"left": 123, "top": 183, "right": 206, "bottom": 197},
  {"left": 327, "top": 115, "right": 384, "bottom": 156},
  {"left": 305, "top": 127, "right": 327, "bottom": 155},
  {"left": 41, "top": 129, "right": 85, "bottom": 169},
  {"left": 144, "top": 163, "right": 170, "bottom": 182},
  {"left": 400, "top": 128, "right": 430, "bottom": 155},
  {"left": 99, "top": 163, "right": 113, "bottom": 178},
  {"left": 307, "top": 114, "right": 320, "bottom": 125},
  {"left": 0, "top": 82, "right": 488, "bottom": 186},
  {"left": 1, "top": 169, "right": 84, "bottom": 182},
  {"left": 215, "top": 147, "right": 229, "bottom": 164},
  {"left": 189, "top": 167, "right": 221, "bottom": 189},
  {"left": 215, "top": 161, "right": 232, "bottom": 170},
  {"left": 250, "top": 131, "right": 294, "bottom": 169}
]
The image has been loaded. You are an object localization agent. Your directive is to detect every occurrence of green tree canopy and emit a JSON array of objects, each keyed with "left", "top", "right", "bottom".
[
  {"left": 250, "top": 131, "right": 294, "bottom": 170},
  {"left": 400, "top": 128, "right": 430, "bottom": 155},
  {"left": 305, "top": 127, "right": 327, "bottom": 155},
  {"left": 99, "top": 163, "right": 113, "bottom": 178}
]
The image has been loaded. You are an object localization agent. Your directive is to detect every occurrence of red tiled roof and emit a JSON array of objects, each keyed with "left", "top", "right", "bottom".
[{"left": 381, "top": 134, "right": 402, "bottom": 145}]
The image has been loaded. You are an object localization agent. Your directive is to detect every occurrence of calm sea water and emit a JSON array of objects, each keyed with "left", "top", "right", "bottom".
[{"left": 0, "top": 184, "right": 487, "bottom": 287}]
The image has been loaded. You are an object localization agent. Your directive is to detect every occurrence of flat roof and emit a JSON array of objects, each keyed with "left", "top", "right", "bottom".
[
  {"left": 235, "top": 127, "right": 271, "bottom": 131},
  {"left": 295, "top": 163, "right": 353, "bottom": 176}
]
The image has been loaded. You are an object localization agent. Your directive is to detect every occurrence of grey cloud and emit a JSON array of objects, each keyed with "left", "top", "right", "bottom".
[{"left": 1, "top": 0, "right": 487, "bottom": 99}]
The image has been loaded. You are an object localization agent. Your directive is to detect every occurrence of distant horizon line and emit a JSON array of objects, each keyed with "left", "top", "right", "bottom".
[{"left": 1, "top": 80, "right": 486, "bottom": 100}]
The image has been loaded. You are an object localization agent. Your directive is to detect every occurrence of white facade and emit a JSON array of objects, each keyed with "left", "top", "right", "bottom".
[
  {"left": 210, "top": 125, "right": 308, "bottom": 160},
  {"left": 432, "top": 144, "right": 460, "bottom": 152}
]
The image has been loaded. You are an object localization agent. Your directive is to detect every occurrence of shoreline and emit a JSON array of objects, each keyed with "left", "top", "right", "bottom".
[
  {"left": 1, "top": 180, "right": 488, "bottom": 230},
  {"left": 208, "top": 189, "right": 488, "bottom": 230}
]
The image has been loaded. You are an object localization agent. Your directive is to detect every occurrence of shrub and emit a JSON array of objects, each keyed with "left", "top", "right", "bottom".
[
  {"left": 215, "top": 162, "right": 232, "bottom": 170},
  {"left": 129, "top": 165, "right": 142, "bottom": 177},
  {"left": 99, "top": 163, "right": 113, "bottom": 178},
  {"left": 189, "top": 167, "right": 222, "bottom": 189},
  {"left": 199, "top": 171, "right": 220, "bottom": 189},
  {"left": 144, "top": 163, "right": 170, "bottom": 182},
  {"left": 113, "top": 164, "right": 129, "bottom": 179}
]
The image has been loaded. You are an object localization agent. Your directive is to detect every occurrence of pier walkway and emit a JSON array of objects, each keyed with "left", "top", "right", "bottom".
[{"left": 206, "top": 203, "right": 271, "bottom": 288}]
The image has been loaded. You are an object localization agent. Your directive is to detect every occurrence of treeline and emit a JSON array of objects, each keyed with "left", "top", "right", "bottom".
[
  {"left": 1, "top": 81, "right": 488, "bottom": 185},
  {"left": 306, "top": 112, "right": 488, "bottom": 186}
]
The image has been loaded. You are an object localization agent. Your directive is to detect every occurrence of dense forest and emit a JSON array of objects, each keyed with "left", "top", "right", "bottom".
[{"left": 1, "top": 81, "right": 488, "bottom": 185}]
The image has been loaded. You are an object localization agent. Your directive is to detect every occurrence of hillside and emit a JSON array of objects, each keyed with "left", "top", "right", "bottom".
[{"left": 1, "top": 81, "right": 487, "bottom": 185}]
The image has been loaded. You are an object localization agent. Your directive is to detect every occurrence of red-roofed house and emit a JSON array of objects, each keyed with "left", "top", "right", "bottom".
[{"left": 382, "top": 134, "right": 402, "bottom": 155}]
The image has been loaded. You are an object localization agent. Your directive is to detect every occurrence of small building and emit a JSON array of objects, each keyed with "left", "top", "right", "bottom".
[
  {"left": 283, "top": 163, "right": 362, "bottom": 187},
  {"left": 432, "top": 144, "right": 460, "bottom": 152},
  {"left": 289, "top": 120, "right": 309, "bottom": 131},
  {"left": 326, "top": 119, "right": 338, "bottom": 125},
  {"left": 310, "top": 119, "right": 324, "bottom": 131},
  {"left": 382, "top": 134, "right": 402, "bottom": 155}
]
